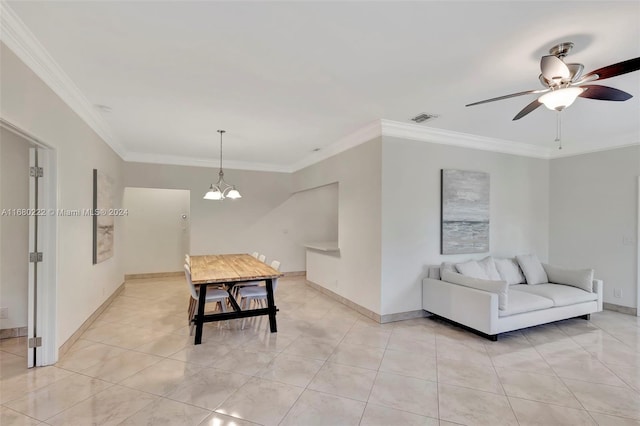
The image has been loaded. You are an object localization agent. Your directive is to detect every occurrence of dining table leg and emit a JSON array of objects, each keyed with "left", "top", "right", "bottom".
[
  {"left": 194, "top": 283, "right": 207, "bottom": 344},
  {"left": 265, "top": 278, "right": 277, "bottom": 333}
]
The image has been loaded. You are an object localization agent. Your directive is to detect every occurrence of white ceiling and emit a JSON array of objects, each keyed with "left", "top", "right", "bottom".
[{"left": 5, "top": 1, "right": 640, "bottom": 170}]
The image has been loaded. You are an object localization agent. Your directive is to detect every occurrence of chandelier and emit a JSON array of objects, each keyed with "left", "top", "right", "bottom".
[{"left": 203, "top": 130, "right": 242, "bottom": 200}]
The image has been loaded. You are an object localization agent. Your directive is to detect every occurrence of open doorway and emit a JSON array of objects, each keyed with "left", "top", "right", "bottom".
[
  {"left": 0, "top": 120, "right": 57, "bottom": 367},
  {"left": 122, "top": 188, "right": 190, "bottom": 277}
]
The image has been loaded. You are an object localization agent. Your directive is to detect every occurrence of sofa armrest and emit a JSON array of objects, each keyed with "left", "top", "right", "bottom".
[
  {"left": 422, "top": 278, "right": 499, "bottom": 335},
  {"left": 593, "top": 279, "right": 603, "bottom": 311}
]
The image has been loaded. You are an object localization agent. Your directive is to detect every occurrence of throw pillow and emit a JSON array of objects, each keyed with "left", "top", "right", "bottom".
[
  {"left": 542, "top": 264, "right": 594, "bottom": 292},
  {"left": 495, "top": 258, "right": 526, "bottom": 285},
  {"left": 455, "top": 260, "right": 487, "bottom": 280},
  {"left": 478, "top": 256, "right": 502, "bottom": 281},
  {"left": 441, "top": 269, "right": 508, "bottom": 310},
  {"left": 516, "top": 254, "right": 549, "bottom": 285}
]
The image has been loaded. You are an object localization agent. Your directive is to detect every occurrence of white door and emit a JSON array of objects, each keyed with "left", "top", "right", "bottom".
[
  {"left": 27, "top": 147, "right": 45, "bottom": 367},
  {"left": 2, "top": 120, "right": 57, "bottom": 367}
]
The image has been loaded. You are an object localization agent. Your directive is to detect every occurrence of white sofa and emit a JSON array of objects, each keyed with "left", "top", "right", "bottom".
[{"left": 422, "top": 255, "right": 603, "bottom": 341}]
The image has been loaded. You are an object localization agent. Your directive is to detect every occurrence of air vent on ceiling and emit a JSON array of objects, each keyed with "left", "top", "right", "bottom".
[{"left": 410, "top": 113, "right": 439, "bottom": 124}]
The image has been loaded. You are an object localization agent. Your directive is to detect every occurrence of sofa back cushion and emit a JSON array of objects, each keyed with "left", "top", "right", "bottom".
[
  {"left": 455, "top": 257, "right": 501, "bottom": 281},
  {"left": 516, "top": 254, "right": 549, "bottom": 285},
  {"left": 455, "top": 260, "right": 486, "bottom": 279},
  {"left": 441, "top": 269, "right": 508, "bottom": 310},
  {"left": 542, "top": 264, "right": 594, "bottom": 293},
  {"left": 495, "top": 258, "right": 526, "bottom": 285}
]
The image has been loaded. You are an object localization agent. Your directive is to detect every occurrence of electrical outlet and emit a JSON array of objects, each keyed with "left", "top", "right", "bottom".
[
  {"left": 623, "top": 236, "right": 635, "bottom": 246},
  {"left": 0, "top": 307, "right": 8, "bottom": 319},
  {"left": 613, "top": 288, "right": 622, "bottom": 298}
]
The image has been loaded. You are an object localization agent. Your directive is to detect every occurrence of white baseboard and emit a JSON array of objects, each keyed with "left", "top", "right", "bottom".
[
  {"left": 603, "top": 302, "right": 637, "bottom": 316},
  {"left": 305, "top": 279, "right": 425, "bottom": 324},
  {"left": 0, "top": 326, "right": 28, "bottom": 339}
]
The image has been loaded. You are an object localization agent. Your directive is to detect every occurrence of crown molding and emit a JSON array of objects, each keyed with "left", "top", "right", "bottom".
[
  {"left": 124, "top": 151, "right": 290, "bottom": 173},
  {"left": 0, "top": 1, "right": 126, "bottom": 158},
  {"left": 289, "top": 120, "right": 382, "bottom": 172},
  {"left": 380, "top": 119, "right": 552, "bottom": 159},
  {"left": 288, "top": 119, "right": 555, "bottom": 173}
]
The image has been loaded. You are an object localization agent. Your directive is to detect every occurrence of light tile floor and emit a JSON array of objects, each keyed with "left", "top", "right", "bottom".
[{"left": 1, "top": 275, "right": 640, "bottom": 425}]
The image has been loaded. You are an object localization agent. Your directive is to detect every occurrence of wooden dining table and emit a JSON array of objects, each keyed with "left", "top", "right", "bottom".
[{"left": 189, "top": 253, "right": 283, "bottom": 345}]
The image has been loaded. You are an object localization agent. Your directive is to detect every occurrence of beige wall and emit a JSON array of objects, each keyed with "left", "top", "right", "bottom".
[
  {"left": 550, "top": 145, "right": 640, "bottom": 308},
  {"left": 1, "top": 43, "right": 125, "bottom": 347},
  {"left": 0, "top": 128, "right": 31, "bottom": 330},
  {"left": 123, "top": 162, "right": 338, "bottom": 272},
  {"left": 380, "top": 136, "right": 550, "bottom": 315},
  {"left": 293, "top": 138, "right": 383, "bottom": 314},
  {"left": 122, "top": 188, "right": 190, "bottom": 275}
]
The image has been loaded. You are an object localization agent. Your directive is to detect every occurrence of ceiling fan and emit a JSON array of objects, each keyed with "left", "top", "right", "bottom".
[{"left": 466, "top": 42, "right": 640, "bottom": 121}]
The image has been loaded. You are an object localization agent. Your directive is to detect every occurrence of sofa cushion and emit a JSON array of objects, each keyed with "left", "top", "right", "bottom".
[
  {"left": 455, "top": 257, "right": 501, "bottom": 281},
  {"left": 478, "top": 256, "right": 502, "bottom": 280},
  {"left": 495, "top": 258, "right": 526, "bottom": 285},
  {"left": 542, "top": 264, "right": 594, "bottom": 293},
  {"left": 499, "top": 289, "right": 554, "bottom": 317},
  {"left": 516, "top": 254, "right": 548, "bottom": 285},
  {"left": 455, "top": 260, "right": 486, "bottom": 279},
  {"left": 511, "top": 284, "right": 598, "bottom": 307},
  {"left": 441, "top": 270, "right": 508, "bottom": 310}
]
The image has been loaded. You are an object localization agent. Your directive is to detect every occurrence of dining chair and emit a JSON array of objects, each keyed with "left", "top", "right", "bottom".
[
  {"left": 231, "top": 251, "right": 266, "bottom": 298},
  {"left": 238, "top": 260, "right": 281, "bottom": 310},
  {"left": 184, "top": 263, "right": 230, "bottom": 335},
  {"left": 238, "top": 260, "right": 280, "bottom": 329}
]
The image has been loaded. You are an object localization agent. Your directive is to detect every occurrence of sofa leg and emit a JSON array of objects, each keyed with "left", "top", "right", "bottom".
[
  {"left": 428, "top": 314, "right": 498, "bottom": 341},
  {"left": 580, "top": 314, "right": 591, "bottom": 320}
]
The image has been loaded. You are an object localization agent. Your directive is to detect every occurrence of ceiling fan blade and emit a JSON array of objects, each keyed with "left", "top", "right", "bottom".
[
  {"left": 541, "top": 55, "right": 570, "bottom": 82},
  {"left": 582, "top": 57, "right": 640, "bottom": 81},
  {"left": 466, "top": 89, "right": 547, "bottom": 107},
  {"left": 578, "top": 84, "right": 633, "bottom": 101},
  {"left": 512, "top": 99, "right": 542, "bottom": 121}
]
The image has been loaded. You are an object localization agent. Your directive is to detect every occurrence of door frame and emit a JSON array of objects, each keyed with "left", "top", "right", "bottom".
[{"left": 1, "top": 119, "right": 58, "bottom": 365}]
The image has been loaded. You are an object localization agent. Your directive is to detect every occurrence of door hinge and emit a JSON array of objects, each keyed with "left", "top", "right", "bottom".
[
  {"left": 29, "top": 252, "right": 43, "bottom": 263},
  {"left": 28, "top": 337, "right": 42, "bottom": 348},
  {"left": 29, "top": 166, "right": 43, "bottom": 178}
]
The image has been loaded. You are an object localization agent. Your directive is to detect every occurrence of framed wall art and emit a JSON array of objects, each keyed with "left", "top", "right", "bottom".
[
  {"left": 93, "top": 169, "right": 114, "bottom": 264},
  {"left": 441, "top": 169, "right": 490, "bottom": 255}
]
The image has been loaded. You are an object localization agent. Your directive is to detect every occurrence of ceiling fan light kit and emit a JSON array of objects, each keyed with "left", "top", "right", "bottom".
[{"left": 539, "top": 87, "right": 585, "bottom": 111}]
